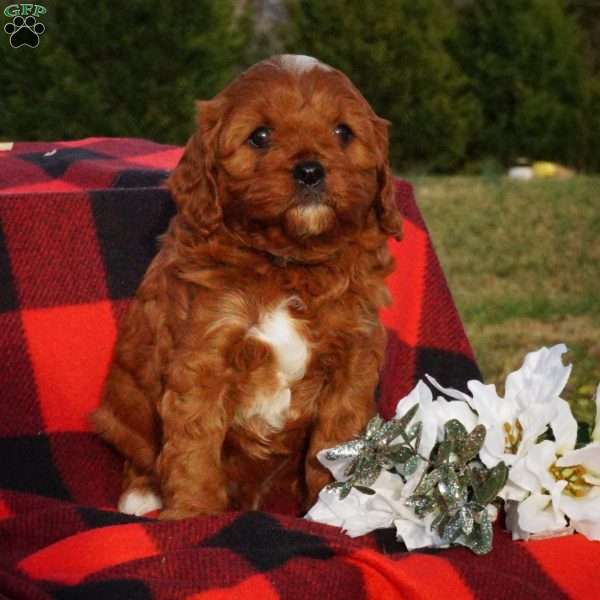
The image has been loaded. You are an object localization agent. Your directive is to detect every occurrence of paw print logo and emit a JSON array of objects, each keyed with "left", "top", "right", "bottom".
[{"left": 4, "top": 15, "right": 45, "bottom": 48}]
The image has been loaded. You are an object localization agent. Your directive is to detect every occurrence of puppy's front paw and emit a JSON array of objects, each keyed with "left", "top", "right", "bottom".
[{"left": 118, "top": 489, "right": 163, "bottom": 516}]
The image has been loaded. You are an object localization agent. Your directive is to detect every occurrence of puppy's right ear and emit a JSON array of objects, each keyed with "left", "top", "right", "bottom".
[
  {"left": 167, "top": 100, "right": 224, "bottom": 237},
  {"left": 372, "top": 116, "right": 402, "bottom": 240}
]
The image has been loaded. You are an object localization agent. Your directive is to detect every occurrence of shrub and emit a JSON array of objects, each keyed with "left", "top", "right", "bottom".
[
  {"left": 0, "top": 1, "right": 248, "bottom": 144},
  {"left": 451, "top": 0, "right": 589, "bottom": 168}
]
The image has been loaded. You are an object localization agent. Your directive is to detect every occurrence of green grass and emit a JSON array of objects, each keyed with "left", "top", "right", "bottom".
[{"left": 411, "top": 175, "right": 600, "bottom": 424}]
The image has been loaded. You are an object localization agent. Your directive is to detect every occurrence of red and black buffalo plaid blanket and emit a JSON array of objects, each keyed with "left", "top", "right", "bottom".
[{"left": 0, "top": 138, "right": 598, "bottom": 599}]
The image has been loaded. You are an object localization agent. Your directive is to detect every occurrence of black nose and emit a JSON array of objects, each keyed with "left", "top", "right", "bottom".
[{"left": 293, "top": 160, "right": 325, "bottom": 187}]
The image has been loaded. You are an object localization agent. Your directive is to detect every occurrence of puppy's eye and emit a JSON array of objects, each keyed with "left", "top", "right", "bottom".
[
  {"left": 334, "top": 123, "right": 354, "bottom": 145},
  {"left": 248, "top": 126, "right": 271, "bottom": 149}
]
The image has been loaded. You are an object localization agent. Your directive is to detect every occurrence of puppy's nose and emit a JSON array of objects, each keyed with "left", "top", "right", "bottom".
[{"left": 293, "top": 161, "right": 325, "bottom": 187}]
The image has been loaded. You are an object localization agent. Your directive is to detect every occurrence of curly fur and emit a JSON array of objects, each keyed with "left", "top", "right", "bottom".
[{"left": 91, "top": 55, "right": 402, "bottom": 519}]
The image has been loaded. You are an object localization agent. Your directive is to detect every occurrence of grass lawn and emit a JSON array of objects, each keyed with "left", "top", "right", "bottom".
[{"left": 411, "top": 175, "right": 600, "bottom": 424}]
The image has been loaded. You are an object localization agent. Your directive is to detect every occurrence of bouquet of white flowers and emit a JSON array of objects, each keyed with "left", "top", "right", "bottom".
[{"left": 305, "top": 345, "right": 600, "bottom": 554}]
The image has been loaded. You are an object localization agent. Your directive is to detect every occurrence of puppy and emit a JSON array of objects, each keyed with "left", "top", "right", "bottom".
[{"left": 91, "top": 54, "right": 402, "bottom": 519}]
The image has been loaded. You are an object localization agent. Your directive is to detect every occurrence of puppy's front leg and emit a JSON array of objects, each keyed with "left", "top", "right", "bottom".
[
  {"left": 304, "top": 350, "right": 380, "bottom": 510},
  {"left": 157, "top": 387, "right": 230, "bottom": 519}
]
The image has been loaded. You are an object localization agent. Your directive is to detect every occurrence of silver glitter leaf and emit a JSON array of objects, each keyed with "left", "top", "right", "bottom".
[
  {"left": 436, "top": 467, "right": 463, "bottom": 510},
  {"left": 444, "top": 419, "right": 468, "bottom": 445},
  {"left": 352, "top": 453, "right": 382, "bottom": 487},
  {"left": 403, "top": 455, "right": 422, "bottom": 477},
  {"left": 441, "top": 511, "right": 465, "bottom": 543},
  {"left": 325, "top": 438, "right": 365, "bottom": 461},
  {"left": 461, "top": 510, "right": 493, "bottom": 555},
  {"left": 391, "top": 404, "right": 419, "bottom": 440},
  {"left": 415, "top": 467, "right": 444, "bottom": 495},
  {"left": 364, "top": 415, "right": 385, "bottom": 441},
  {"left": 459, "top": 506, "right": 475, "bottom": 536},
  {"left": 384, "top": 444, "right": 414, "bottom": 464},
  {"left": 406, "top": 493, "right": 439, "bottom": 517},
  {"left": 407, "top": 421, "right": 422, "bottom": 447}
]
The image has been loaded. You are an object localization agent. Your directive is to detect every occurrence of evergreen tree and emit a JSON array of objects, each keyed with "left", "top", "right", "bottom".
[{"left": 452, "top": 0, "right": 588, "bottom": 168}]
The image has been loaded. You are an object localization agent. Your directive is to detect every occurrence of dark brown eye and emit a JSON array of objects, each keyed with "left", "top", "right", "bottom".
[
  {"left": 334, "top": 123, "right": 353, "bottom": 145},
  {"left": 248, "top": 126, "right": 271, "bottom": 149}
]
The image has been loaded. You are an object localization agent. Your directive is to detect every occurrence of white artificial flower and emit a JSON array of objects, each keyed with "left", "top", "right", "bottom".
[
  {"left": 394, "top": 507, "right": 444, "bottom": 551},
  {"left": 305, "top": 469, "right": 401, "bottom": 537},
  {"left": 428, "top": 345, "right": 574, "bottom": 500},
  {"left": 507, "top": 389, "right": 600, "bottom": 541}
]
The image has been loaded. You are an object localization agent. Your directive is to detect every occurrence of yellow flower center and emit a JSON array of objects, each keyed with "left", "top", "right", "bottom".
[
  {"left": 503, "top": 419, "right": 523, "bottom": 454},
  {"left": 549, "top": 463, "right": 591, "bottom": 497}
]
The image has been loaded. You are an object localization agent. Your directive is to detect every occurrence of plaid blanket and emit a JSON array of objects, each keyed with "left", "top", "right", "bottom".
[{"left": 0, "top": 138, "right": 597, "bottom": 599}]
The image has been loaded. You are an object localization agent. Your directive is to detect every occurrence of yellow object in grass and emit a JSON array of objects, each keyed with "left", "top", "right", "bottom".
[{"left": 532, "top": 161, "right": 574, "bottom": 179}]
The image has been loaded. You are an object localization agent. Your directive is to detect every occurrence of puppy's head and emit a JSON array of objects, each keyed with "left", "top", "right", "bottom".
[{"left": 168, "top": 55, "right": 401, "bottom": 259}]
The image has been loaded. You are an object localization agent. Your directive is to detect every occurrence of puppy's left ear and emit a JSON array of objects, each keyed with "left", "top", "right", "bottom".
[{"left": 373, "top": 117, "right": 402, "bottom": 240}]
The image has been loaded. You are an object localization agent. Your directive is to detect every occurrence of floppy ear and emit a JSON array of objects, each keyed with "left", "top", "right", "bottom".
[
  {"left": 167, "top": 100, "right": 224, "bottom": 237},
  {"left": 372, "top": 117, "right": 402, "bottom": 240}
]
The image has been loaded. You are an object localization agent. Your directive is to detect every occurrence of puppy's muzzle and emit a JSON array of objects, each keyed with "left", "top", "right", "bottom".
[{"left": 293, "top": 160, "right": 325, "bottom": 190}]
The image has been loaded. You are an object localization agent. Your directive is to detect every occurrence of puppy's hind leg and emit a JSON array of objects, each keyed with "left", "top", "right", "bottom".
[{"left": 118, "top": 461, "right": 163, "bottom": 517}]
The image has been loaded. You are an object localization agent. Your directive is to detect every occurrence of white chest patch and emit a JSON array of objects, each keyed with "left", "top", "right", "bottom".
[{"left": 245, "top": 299, "right": 310, "bottom": 430}]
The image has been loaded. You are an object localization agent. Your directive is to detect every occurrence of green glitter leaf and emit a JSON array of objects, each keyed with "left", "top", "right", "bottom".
[
  {"left": 457, "top": 424, "right": 487, "bottom": 464},
  {"left": 354, "top": 485, "right": 376, "bottom": 496},
  {"left": 434, "top": 441, "right": 452, "bottom": 465},
  {"left": 473, "top": 462, "right": 508, "bottom": 505},
  {"left": 365, "top": 415, "right": 385, "bottom": 441},
  {"left": 384, "top": 444, "right": 414, "bottom": 464}
]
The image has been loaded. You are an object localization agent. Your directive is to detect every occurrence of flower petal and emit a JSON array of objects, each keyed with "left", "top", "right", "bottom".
[
  {"left": 395, "top": 517, "right": 441, "bottom": 550},
  {"left": 559, "top": 486, "right": 600, "bottom": 522},
  {"left": 305, "top": 483, "right": 397, "bottom": 538},
  {"left": 593, "top": 384, "right": 600, "bottom": 443},
  {"left": 466, "top": 381, "right": 511, "bottom": 425},
  {"left": 510, "top": 440, "right": 557, "bottom": 493},
  {"left": 479, "top": 424, "right": 511, "bottom": 468},
  {"left": 304, "top": 489, "right": 345, "bottom": 528},
  {"left": 556, "top": 443, "right": 600, "bottom": 476},
  {"left": 432, "top": 397, "right": 477, "bottom": 439},
  {"left": 550, "top": 399, "right": 578, "bottom": 454},
  {"left": 505, "top": 344, "right": 572, "bottom": 408},
  {"left": 572, "top": 519, "right": 600, "bottom": 541},
  {"left": 394, "top": 380, "right": 432, "bottom": 420},
  {"left": 519, "top": 402, "right": 557, "bottom": 448},
  {"left": 517, "top": 492, "right": 568, "bottom": 534},
  {"left": 505, "top": 500, "right": 531, "bottom": 540}
]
